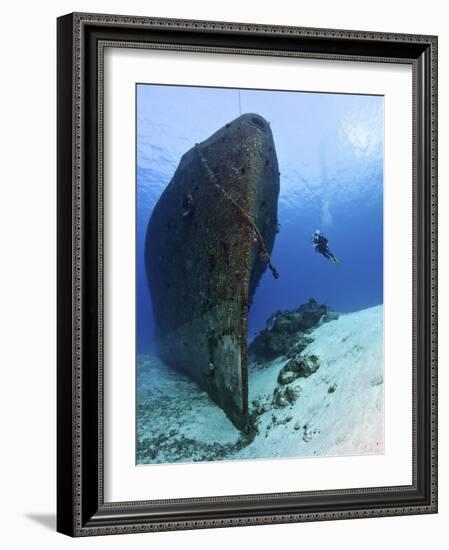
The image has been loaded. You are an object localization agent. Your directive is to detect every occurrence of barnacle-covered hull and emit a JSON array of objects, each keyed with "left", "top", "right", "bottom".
[{"left": 145, "top": 113, "right": 280, "bottom": 430}]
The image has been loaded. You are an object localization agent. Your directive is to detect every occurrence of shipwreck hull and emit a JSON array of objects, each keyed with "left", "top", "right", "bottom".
[{"left": 145, "top": 113, "right": 280, "bottom": 430}]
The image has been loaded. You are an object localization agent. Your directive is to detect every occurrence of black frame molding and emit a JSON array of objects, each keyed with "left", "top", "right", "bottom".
[{"left": 57, "top": 12, "right": 438, "bottom": 537}]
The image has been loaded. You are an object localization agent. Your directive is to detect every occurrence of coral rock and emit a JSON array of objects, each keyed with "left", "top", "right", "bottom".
[
  {"left": 277, "top": 354, "right": 320, "bottom": 383},
  {"left": 250, "top": 299, "right": 337, "bottom": 362}
]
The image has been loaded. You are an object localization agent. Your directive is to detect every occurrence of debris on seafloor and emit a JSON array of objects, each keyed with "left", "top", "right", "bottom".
[{"left": 137, "top": 305, "right": 384, "bottom": 464}]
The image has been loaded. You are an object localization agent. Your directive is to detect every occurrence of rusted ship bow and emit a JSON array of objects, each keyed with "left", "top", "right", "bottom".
[{"left": 145, "top": 113, "right": 280, "bottom": 430}]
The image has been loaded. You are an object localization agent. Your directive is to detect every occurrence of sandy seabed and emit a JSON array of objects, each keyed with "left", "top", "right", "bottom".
[{"left": 136, "top": 304, "right": 384, "bottom": 465}]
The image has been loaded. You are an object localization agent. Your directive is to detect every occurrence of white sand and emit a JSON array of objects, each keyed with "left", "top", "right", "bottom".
[
  {"left": 237, "top": 304, "right": 384, "bottom": 459},
  {"left": 137, "top": 304, "right": 384, "bottom": 464}
]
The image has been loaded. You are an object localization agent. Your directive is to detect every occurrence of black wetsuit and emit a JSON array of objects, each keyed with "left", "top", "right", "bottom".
[{"left": 313, "top": 234, "right": 336, "bottom": 261}]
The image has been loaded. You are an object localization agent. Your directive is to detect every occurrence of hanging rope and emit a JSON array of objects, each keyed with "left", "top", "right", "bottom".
[{"left": 195, "top": 143, "right": 279, "bottom": 279}]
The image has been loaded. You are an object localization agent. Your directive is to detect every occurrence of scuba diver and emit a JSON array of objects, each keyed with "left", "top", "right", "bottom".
[{"left": 312, "top": 230, "right": 340, "bottom": 266}]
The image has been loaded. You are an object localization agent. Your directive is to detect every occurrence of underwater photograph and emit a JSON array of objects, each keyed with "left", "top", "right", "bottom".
[{"left": 136, "top": 83, "right": 384, "bottom": 465}]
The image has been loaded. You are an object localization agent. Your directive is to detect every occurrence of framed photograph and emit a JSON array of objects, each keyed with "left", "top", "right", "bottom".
[{"left": 57, "top": 12, "right": 438, "bottom": 536}]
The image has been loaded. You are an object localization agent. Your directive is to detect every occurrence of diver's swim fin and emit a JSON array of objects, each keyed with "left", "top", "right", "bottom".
[{"left": 329, "top": 256, "right": 340, "bottom": 266}]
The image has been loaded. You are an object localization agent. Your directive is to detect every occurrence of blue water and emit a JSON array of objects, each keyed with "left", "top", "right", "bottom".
[{"left": 136, "top": 84, "right": 383, "bottom": 352}]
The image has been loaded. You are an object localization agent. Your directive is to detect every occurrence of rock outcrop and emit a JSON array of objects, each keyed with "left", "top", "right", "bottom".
[
  {"left": 249, "top": 299, "right": 338, "bottom": 362},
  {"left": 277, "top": 354, "right": 320, "bottom": 384}
]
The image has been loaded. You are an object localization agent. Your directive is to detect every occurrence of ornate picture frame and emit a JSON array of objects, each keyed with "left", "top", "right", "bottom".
[{"left": 57, "top": 12, "right": 438, "bottom": 536}]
